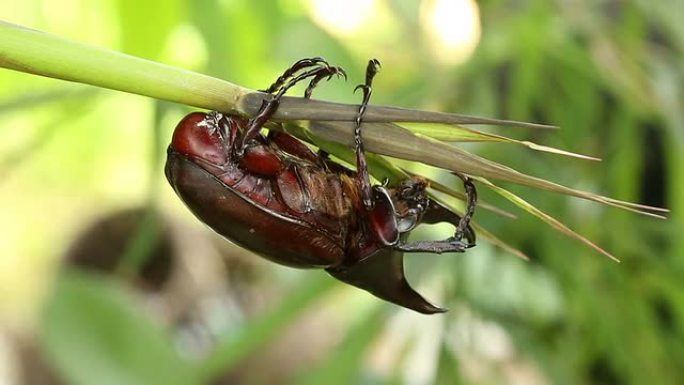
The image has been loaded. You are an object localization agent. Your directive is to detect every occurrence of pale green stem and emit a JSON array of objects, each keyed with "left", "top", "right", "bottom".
[{"left": 0, "top": 20, "right": 251, "bottom": 113}]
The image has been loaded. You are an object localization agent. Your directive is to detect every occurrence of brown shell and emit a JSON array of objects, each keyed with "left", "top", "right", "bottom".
[{"left": 166, "top": 153, "right": 344, "bottom": 268}]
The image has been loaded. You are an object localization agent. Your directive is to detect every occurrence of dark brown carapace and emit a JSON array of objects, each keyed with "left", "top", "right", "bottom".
[{"left": 165, "top": 58, "right": 477, "bottom": 314}]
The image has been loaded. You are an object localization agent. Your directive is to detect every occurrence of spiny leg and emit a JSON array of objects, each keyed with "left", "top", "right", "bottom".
[
  {"left": 453, "top": 172, "right": 477, "bottom": 244},
  {"left": 395, "top": 174, "right": 478, "bottom": 253},
  {"left": 260, "top": 57, "right": 329, "bottom": 94},
  {"left": 354, "top": 58, "right": 381, "bottom": 211},
  {"left": 261, "top": 57, "right": 346, "bottom": 99},
  {"left": 304, "top": 67, "right": 347, "bottom": 98},
  {"left": 263, "top": 60, "right": 345, "bottom": 168},
  {"left": 235, "top": 64, "right": 345, "bottom": 157},
  {"left": 421, "top": 199, "right": 476, "bottom": 246},
  {"left": 395, "top": 239, "right": 467, "bottom": 253}
]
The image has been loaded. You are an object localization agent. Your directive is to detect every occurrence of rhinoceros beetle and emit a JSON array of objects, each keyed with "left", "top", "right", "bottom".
[{"left": 165, "top": 58, "right": 477, "bottom": 314}]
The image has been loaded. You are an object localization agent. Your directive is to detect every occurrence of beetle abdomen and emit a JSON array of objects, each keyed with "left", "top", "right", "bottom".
[{"left": 166, "top": 152, "right": 345, "bottom": 268}]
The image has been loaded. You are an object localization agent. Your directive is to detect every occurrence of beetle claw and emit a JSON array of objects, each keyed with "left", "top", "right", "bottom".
[
  {"left": 261, "top": 57, "right": 333, "bottom": 94},
  {"left": 421, "top": 199, "right": 477, "bottom": 246}
]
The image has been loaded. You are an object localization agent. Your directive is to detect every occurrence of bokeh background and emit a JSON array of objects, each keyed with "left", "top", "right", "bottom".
[{"left": 1, "top": 0, "right": 682, "bottom": 384}]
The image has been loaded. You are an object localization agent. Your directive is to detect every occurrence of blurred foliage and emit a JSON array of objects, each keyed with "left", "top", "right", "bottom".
[{"left": 0, "top": 0, "right": 682, "bottom": 384}]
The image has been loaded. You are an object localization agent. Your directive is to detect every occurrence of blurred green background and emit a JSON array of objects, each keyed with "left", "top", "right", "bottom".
[{"left": 0, "top": 0, "right": 682, "bottom": 384}]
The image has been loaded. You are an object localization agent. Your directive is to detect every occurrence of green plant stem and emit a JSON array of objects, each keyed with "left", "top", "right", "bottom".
[{"left": 0, "top": 20, "right": 251, "bottom": 113}]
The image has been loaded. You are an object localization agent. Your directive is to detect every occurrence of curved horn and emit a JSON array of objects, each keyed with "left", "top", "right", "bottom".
[{"left": 327, "top": 248, "right": 446, "bottom": 314}]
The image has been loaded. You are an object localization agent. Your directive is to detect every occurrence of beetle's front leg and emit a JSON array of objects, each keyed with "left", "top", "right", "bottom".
[
  {"left": 421, "top": 198, "right": 476, "bottom": 246},
  {"left": 394, "top": 199, "right": 472, "bottom": 254},
  {"left": 395, "top": 238, "right": 468, "bottom": 253},
  {"left": 353, "top": 59, "right": 382, "bottom": 211},
  {"left": 234, "top": 61, "right": 345, "bottom": 158},
  {"left": 260, "top": 57, "right": 329, "bottom": 94},
  {"left": 395, "top": 175, "right": 478, "bottom": 253}
]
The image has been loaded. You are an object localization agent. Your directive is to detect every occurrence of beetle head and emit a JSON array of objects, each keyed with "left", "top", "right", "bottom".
[
  {"left": 393, "top": 177, "right": 429, "bottom": 233},
  {"left": 169, "top": 112, "right": 243, "bottom": 168}
]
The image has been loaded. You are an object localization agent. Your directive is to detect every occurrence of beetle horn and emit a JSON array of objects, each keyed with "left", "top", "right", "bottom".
[{"left": 326, "top": 249, "right": 446, "bottom": 314}]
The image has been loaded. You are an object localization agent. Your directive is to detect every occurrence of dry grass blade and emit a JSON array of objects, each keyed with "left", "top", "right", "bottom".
[
  {"left": 245, "top": 94, "right": 559, "bottom": 129},
  {"left": 478, "top": 178, "right": 620, "bottom": 262},
  {"left": 472, "top": 224, "right": 530, "bottom": 261},
  {"left": 398, "top": 122, "right": 601, "bottom": 161}
]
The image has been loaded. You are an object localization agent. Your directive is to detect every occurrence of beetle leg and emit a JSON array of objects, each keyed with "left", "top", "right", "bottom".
[
  {"left": 236, "top": 64, "right": 346, "bottom": 157},
  {"left": 353, "top": 59, "right": 382, "bottom": 211},
  {"left": 453, "top": 172, "right": 477, "bottom": 243},
  {"left": 260, "top": 57, "right": 347, "bottom": 99},
  {"left": 260, "top": 57, "right": 329, "bottom": 94},
  {"left": 421, "top": 199, "right": 477, "bottom": 246},
  {"left": 395, "top": 238, "right": 468, "bottom": 253},
  {"left": 395, "top": 175, "right": 478, "bottom": 252},
  {"left": 304, "top": 68, "right": 347, "bottom": 98}
]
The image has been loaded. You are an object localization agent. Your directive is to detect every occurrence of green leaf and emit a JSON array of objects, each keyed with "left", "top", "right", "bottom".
[
  {"left": 471, "top": 223, "right": 530, "bottom": 261},
  {"left": 39, "top": 270, "right": 199, "bottom": 385},
  {"left": 400, "top": 122, "right": 600, "bottom": 161},
  {"left": 0, "top": 20, "right": 250, "bottom": 113}
]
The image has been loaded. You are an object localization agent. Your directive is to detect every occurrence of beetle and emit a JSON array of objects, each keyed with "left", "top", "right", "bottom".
[{"left": 165, "top": 58, "right": 478, "bottom": 314}]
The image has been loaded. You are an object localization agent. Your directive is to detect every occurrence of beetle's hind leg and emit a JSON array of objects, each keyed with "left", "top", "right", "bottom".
[
  {"left": 353, "top": 59, "right": 382, "bottom": 210},
  {"left": 453, "top": 173, "right": 477, "bottom": 245}
]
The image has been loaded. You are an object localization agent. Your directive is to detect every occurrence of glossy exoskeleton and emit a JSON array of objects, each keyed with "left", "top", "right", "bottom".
[{"left": 165, "top": 58, "right": 478, "bottom": 314}]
